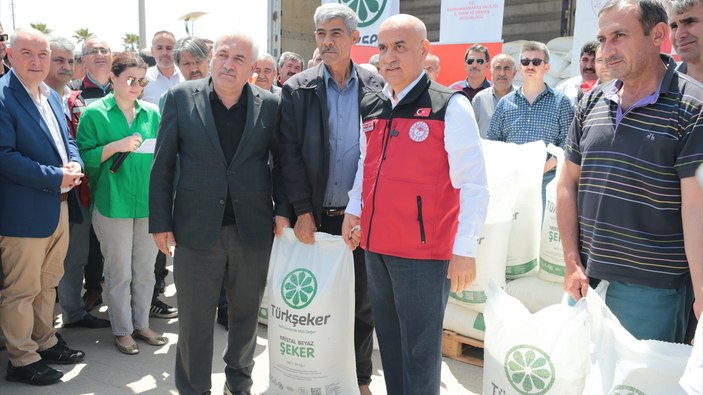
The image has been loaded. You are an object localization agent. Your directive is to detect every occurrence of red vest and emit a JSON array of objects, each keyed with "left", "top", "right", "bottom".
[{"left": 360, "top": 76, "right": 462, "bottom": 260}]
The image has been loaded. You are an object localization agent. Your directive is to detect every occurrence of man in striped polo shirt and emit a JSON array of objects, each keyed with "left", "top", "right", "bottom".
[{"left": 558, "top": 0, "right": 703, "bottom": 342}]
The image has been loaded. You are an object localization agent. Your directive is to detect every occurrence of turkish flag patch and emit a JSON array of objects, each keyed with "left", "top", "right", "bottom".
[
  {"left": 415, "top": 108, "right": 431, "bottom": 117},
  {"left": 362, "top": 120, "right": 376, "bottom": 133}
]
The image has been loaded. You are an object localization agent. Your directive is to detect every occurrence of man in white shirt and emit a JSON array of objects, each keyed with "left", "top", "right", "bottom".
[
  {"left": 142, "top": 30, "right": 184, "bottom": 105},
  {"left": 555, "top": 40, "right": 599, "bottom": 104},
  {"left": 342, "top": 14, "right": 489, "bottom": 395},
  {"left": 0, "top": 27, "right": 85, "bottom": 386}
]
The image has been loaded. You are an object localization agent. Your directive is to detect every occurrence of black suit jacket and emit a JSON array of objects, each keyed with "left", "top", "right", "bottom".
[
  {"left": 149, "top": 79, "right": 288, "bottom": 249},
  {"left": 279, "top": 62, "right": 384, "bottom": 224}
]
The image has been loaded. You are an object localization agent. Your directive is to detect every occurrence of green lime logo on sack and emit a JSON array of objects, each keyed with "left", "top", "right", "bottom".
[
  {"left": 504, "top": 345, "right": 555, "bottom": 395},
  {"left": 281, "top": 268, "right": 318, "bottom": 309},
  {"left": 609, "top": 385, "right": 646, "bottom": 395},
  {"left": 338, "top": 0, "right": 387, "bottom": 27}
]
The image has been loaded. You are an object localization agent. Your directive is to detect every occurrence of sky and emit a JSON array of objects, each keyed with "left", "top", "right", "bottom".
[{"left": 0, "top": 0, "right": 268, "bottom": 53}]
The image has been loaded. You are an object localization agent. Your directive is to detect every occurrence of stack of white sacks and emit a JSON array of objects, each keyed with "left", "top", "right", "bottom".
[{"left": 443, "top": 141, "right": 566, "bottom": 341}]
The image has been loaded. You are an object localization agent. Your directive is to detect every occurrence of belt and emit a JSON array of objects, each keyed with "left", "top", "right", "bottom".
[
  {"left": 322, "top": 208, "right": 345, "bottom": 217},
  {"left": 60, "top": 193, "right": 69, "bottom": 202}
]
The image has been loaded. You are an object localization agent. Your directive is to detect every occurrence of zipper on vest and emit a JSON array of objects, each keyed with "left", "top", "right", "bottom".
[
  {"left": 366, "top": 113, "right": 396, "bottom": 248},
  {"left": 417, "top": 196, "right": 426, "bottom": 244}
]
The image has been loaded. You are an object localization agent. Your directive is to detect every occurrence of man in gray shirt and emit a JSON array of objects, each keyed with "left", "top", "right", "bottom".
[{"left": 471, "top": 53, "right": 517, "bottom": 138}]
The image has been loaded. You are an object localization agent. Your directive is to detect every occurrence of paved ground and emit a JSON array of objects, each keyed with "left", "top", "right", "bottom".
[{"left": 0, "top": 269, "right": 483, "bottom": 394}]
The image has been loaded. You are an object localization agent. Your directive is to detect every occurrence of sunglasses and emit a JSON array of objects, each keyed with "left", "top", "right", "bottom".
[
  {"left": 465, "top": 58, "right": 485, "bottom": 65},
  {"left": 520, "top": 58, "right": 545, "bottom": 67},
  {"left": 85, "top": 47, "right": 110, "bottom": 56},
  {"left": 126, "top": 76, "right": 149, "bottom": 87}
]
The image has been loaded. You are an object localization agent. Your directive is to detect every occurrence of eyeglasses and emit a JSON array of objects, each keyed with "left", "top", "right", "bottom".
[
  {"left": 520, "top": 58, "right": 545, "bottom": 67},
  {"left": 465, "top": 58, "right": 485, "bottom": 65},
  {"left": 84, "top": 47, "right": 110, "bottom": 56},
  {"left": 125, "top": 76, "right": 149, "bottom": 87}
]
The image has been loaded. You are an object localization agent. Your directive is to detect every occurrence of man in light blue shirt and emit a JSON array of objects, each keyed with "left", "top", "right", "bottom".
[{"left": 471, "top": 53, "right": 517, "bottom": 138}]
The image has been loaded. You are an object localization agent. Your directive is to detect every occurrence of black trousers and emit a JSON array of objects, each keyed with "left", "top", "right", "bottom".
[
  {"left": 83, "top": 225, "right": 104, "bottom": 293},
  {"left": 319, "top": 213, "right": 374, "bottom": 385}
]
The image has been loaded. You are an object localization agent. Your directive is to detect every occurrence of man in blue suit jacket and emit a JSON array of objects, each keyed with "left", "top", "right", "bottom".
[{"left": 0, "top": 27, "right": 86, "bottom": 386}]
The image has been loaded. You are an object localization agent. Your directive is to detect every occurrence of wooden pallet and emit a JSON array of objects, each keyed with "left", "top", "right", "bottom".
[{"left": 442, "top": 330, "right": 484, "bottom": 367}]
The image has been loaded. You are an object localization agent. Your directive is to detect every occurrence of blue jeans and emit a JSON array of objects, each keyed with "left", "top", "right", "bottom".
[
  {"left": 365, "top": 251, "right": 450, "bottom": 395},
  {"left": 605, "top": 280, "right": 693, "bottom": 342}
]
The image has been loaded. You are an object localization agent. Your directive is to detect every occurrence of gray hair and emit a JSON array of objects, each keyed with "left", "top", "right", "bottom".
[
  {"left": 277, "top": 51, "right": 303, "bottom": 69},
  {"left": 599, "top": 0, "right": 668, "bottom": 34},
  {"left": 491, "top": 53, "right": 515, "bottom": 68},
  {"left": 520, "top": 41, "right": 550, "bottom": 63},
  {"left": 256, "top": 52, "right": 276, "bottom": 65},
  {"left": 369, "top": 54, "right": 379, "bottom": 67},
  {"left": 81, "top": 38, "right": 110, "bottom": 56},
  {"left": 314, "top": 3, "right": 358, "bottom": 33},
  {"left": 667, "top": 0, "right": 703, "bottom": 14},
  {"left": 174, "top": 36, "right": 210, "bottom": 65},
  {"left": 213, "top": 32, "right": 259, "bottom": 61},
  {"left": 48, "top": 36, "right": 75, "bottom": 52},
  {"left": 426, "top": 53, "right": 440, "bottom": 67}
]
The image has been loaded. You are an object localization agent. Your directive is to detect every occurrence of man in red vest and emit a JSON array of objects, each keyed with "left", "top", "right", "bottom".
[{"left": 342, "top": 14, "right": 489, "bottom": 395}]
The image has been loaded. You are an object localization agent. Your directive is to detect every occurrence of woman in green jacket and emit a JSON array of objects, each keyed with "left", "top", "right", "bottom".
[{"left": 77, "top": 52, "right": 167, "bottom": 355}]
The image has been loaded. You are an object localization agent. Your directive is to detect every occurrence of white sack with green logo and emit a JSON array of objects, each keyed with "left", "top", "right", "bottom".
[
  {"left": 483, "top": 282, "right": 590, "bottom": 395},
  {"left": 680, "top": 313, "right": 702, "bottom": 394},
  {"left": 505, "top": 141, "right": 547, "bottom": 279},
  {"left": 265, "top": 228, "right": 359, "bottom": 395},
  {"left": 505, "top": 275, "right": 565, "bottom": 314},
  {"left": 538, "top": 145, "right": 566, "bottom": 283},
  {"left": 448, "top": 140, "right": 518, "bottom": 312},
  {"left": 443, "top": 302, "right": 485, "bottom": 340},
  {"left": 582, "top": 282, "right": 691, "bottom": 395}
]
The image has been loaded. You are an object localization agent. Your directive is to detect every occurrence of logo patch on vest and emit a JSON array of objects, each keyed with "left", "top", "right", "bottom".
[
  {"left": 415, "top": 108, "right": 431, "bottom": 117},
  {"left": 409, "top": 121, "right": 430, "bottom": 142},
  {"left": 362, "top": 120, "right": 376, "bottom": 133}
]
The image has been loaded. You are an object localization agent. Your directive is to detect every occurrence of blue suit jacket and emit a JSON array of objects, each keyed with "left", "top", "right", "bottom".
[{"left": 0, "top": 71, "right": 83, "bottom": 237}]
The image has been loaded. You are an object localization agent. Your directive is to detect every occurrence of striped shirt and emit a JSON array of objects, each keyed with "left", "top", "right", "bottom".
[{"left": 566, "top": 55, "right": 703, "bottom": 288}]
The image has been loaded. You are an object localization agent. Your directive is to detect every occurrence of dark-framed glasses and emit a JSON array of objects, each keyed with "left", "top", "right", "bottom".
[
  {"left": 126, "top": 76, "right": 149, "bottom": 87},
  {"left": 520, "top": 58, "right": 544, "bottom": 67},
  {"left": 465, "top": 58, "right": 485, "bottom": 65}
]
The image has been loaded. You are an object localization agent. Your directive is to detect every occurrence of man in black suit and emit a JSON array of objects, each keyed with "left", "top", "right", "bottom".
[
  {"left": 149, "top": 32, "right": 289, "bottom": 395},
  {"left": 279, "top": 4, "right": 384, "bottom": 394}
]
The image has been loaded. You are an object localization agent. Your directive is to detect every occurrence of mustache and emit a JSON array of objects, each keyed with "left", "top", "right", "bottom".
[
  {"left": 605, "top": 55, "right": 623, "bottom": 65},
  {"left": 583, "top": 67, "right": 595, "bottom": 72},
  {"left": 219, "top": 68, "right": 237, "bottom": 77},
  {"left": 189, "top": 71, "right": 202, "bottom": 78}
]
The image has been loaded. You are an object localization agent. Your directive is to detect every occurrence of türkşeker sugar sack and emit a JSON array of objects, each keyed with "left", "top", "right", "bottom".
[{"left": 265, "top": 229, "right": 358, "bottom": 395}]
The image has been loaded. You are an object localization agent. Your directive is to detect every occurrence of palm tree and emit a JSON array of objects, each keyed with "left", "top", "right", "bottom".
[
  {"left": 122, "top": 33, "right": 140, "bottom": 52},
  {"left": 73, "top": 28, "right": 95, "bottom": 44},
  {"left": 30, "top": 23, "right": 52, "bottom": 34}
]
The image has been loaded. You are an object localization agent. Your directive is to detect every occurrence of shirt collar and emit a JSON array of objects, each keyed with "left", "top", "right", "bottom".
[
  {"left": 103, "top": 92, "right": 143, "bottom": 111},
  {"left": 516, "top": 83, "right": 554, "bottom": 102},
  {"left": 86, "top": 72, "right": 111, "bottom": 91},
  {"left": 322, "top": 63, "right": 358, "bottom": 89},
  {"left": 382, "top": 71, "right": 426, "bottom": 107},
  {"left": 464, "top": 77, "right": 491, "bottom": 89},
  {"left": 491, "top": 85, "right": 516, "bottom": 98},
  {"left": 604, "top": 54, "right": 675, "bottom": 105},
  {"left": 13, "top": 69, "right": 51, "bottom": 102}
]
